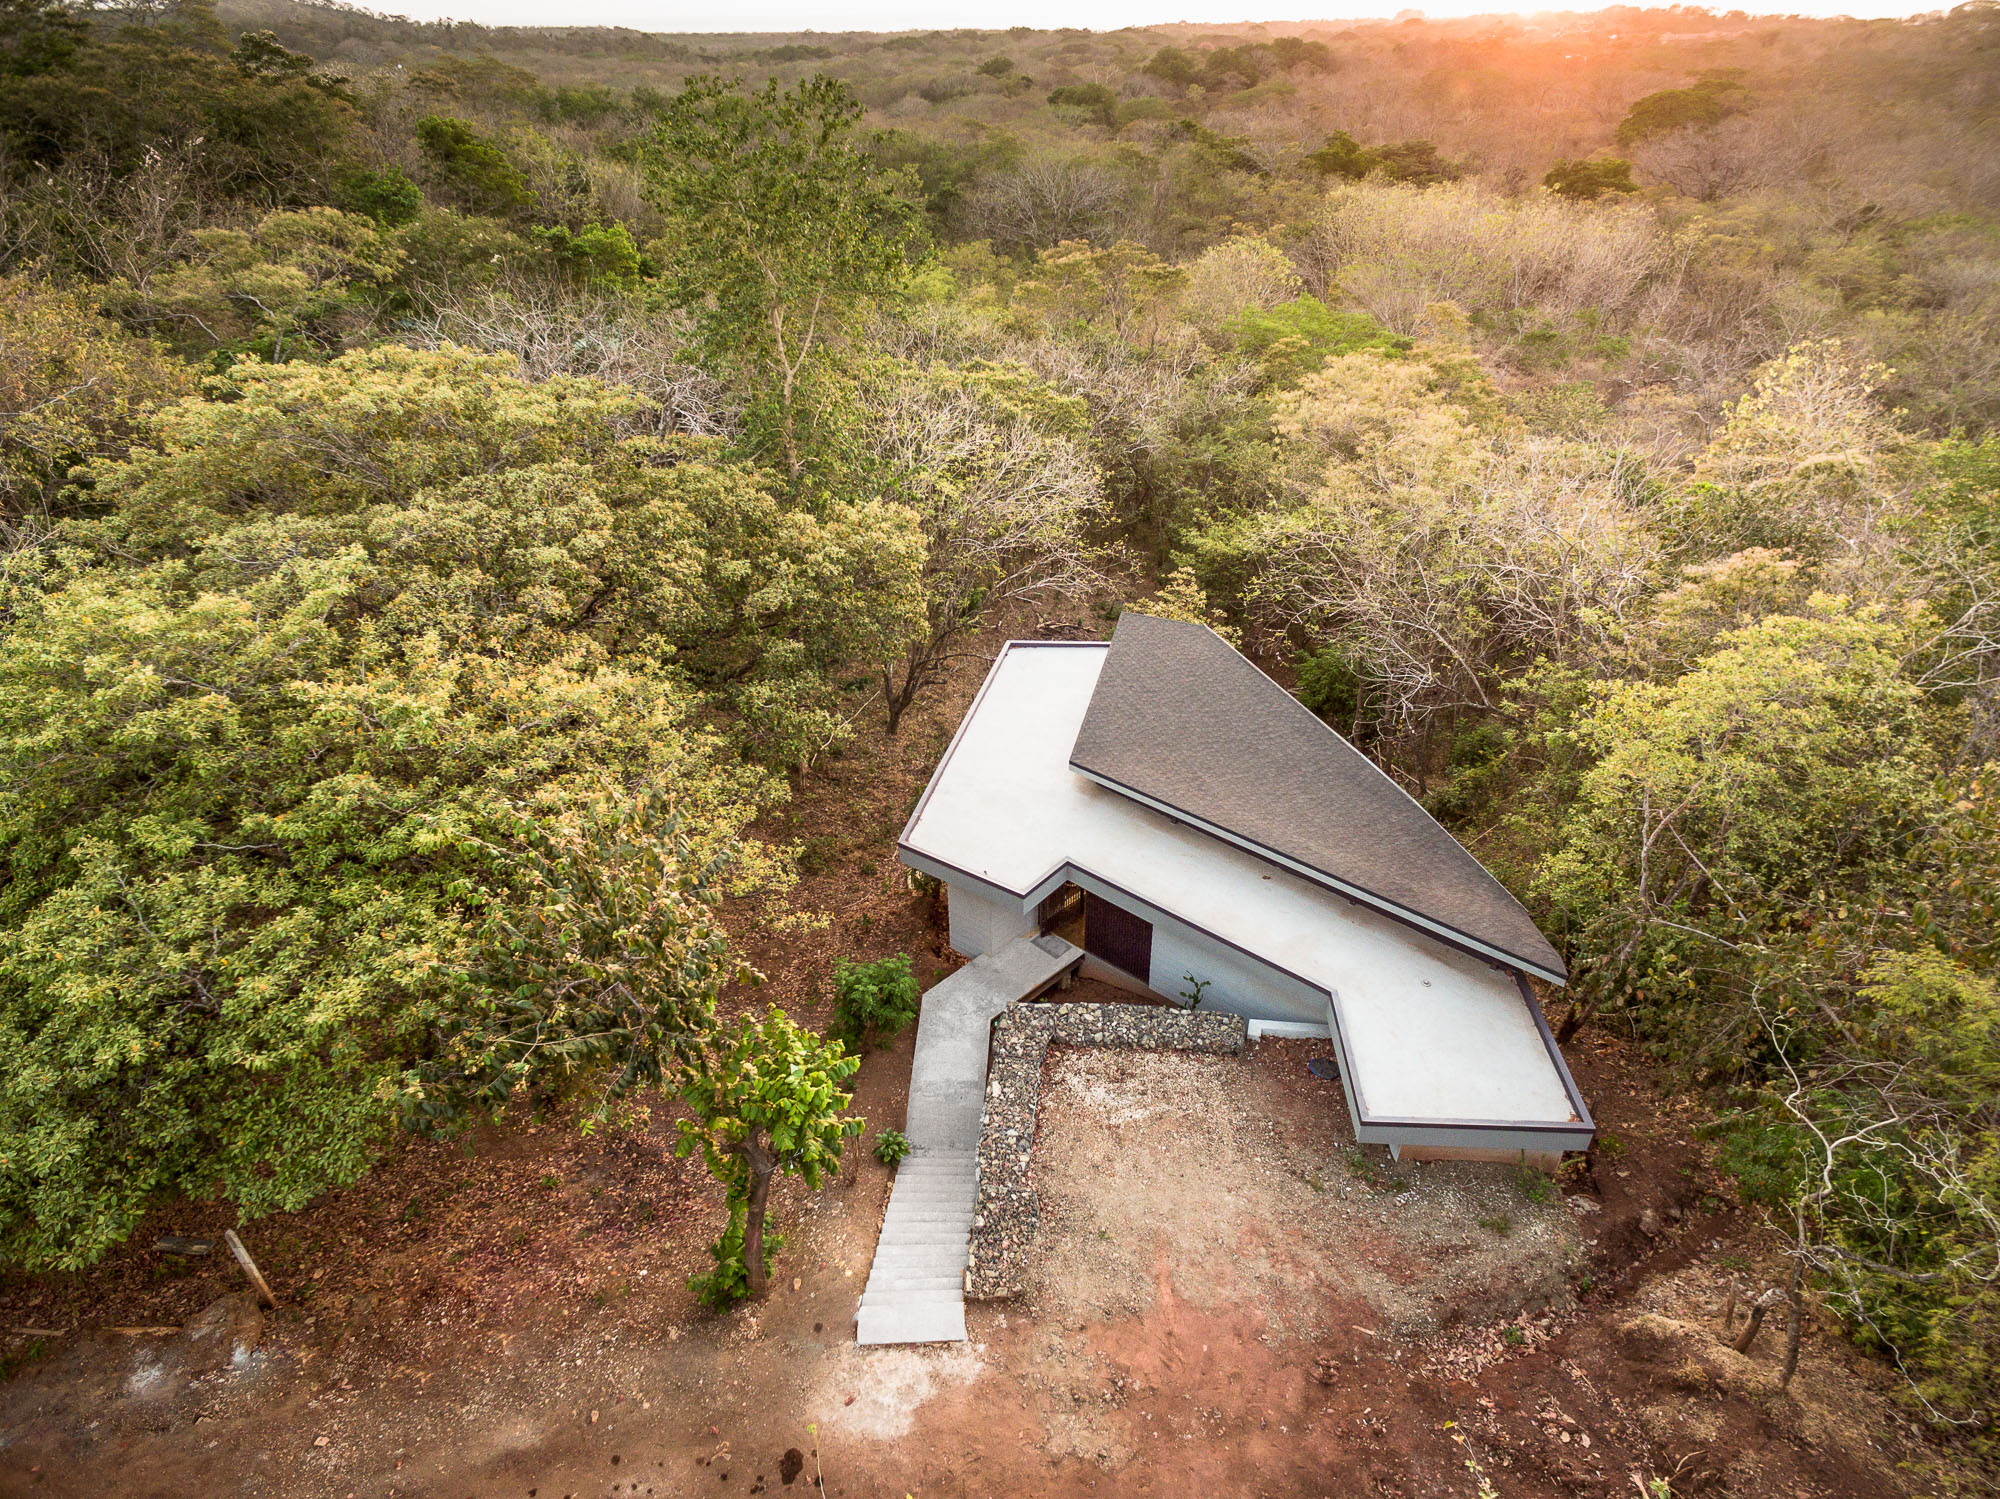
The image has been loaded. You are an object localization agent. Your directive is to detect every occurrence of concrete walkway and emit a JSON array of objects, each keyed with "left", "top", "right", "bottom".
[{"left": 854, "top": 934, "right": 1082, "bottom": 1346}]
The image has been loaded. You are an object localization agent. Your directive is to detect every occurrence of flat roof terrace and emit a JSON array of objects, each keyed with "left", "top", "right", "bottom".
[{"left": 899, "top": 642, "right": 1589, "bottom": 1137}]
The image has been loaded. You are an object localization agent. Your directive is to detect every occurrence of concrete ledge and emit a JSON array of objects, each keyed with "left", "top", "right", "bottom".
[
  {"left": 966, "top": 1002, "right": 1245, "bottom": 1300},
  {"left": 1248, "top": 1018, "right": 1333, "bottom": 1040}
]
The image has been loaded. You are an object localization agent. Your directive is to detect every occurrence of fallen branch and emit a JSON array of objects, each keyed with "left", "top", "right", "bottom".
[{"left": 224, "top": 1230, "right": 277, "bottom": 1310}]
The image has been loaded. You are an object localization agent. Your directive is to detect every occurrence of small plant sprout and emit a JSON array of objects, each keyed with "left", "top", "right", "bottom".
[
  {"left": 1443, "top": 1422, "right": 1500, "bottom": 1499},
  {"left": 873, "top": 1128, "right": 911, "bottom": 1166},
  {"left": 1514, "top": 1153, "right": 1556, "bottom": 1205},
  {"left": 1178, "top": 973, "right": 1213, "bottom": 1009}
]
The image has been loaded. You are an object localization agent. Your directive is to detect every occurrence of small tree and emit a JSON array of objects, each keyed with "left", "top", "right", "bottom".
[
  {"left": 1542, "top": 157, "right": 1638, "bottom": 201},
  {"left": 642, "top": 74, "right": 925, "bottom": 480},
  {"left": 677, "top": 1006, "right": 863, "bottom": 1303}
]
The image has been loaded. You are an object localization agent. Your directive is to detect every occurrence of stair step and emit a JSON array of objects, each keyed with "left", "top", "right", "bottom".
[
  {"left": 868, "top": 1251, "right": 967, "bottom": 1273},
  {"left": 855, "top": 1302, "right": 967, "bottom": 1346},
  {"left": 859, "top": 1288, "right": 965, "bottom": 1311},
  {"left": 871, "top": 1242, "right": 969, "bottom": 1258},
  {"left": 863, "top": 1276, "right": 964, "bottom": 1295},
  {"left": 882, "top": 1209, "right": 973, "bottom": 1225}
]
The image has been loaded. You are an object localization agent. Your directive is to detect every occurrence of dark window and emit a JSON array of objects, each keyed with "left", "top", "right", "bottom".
[{"left": 1083, "top": 891, "right": 1153, "bottom": 981}]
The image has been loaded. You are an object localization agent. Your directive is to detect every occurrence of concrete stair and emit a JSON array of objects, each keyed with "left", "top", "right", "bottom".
[
  {"left": 853, "top": 1149, "right": 976, "bottom": 1346},
  {"left": 853, "top": 933, "right": 1082, "bottom": 1347}
]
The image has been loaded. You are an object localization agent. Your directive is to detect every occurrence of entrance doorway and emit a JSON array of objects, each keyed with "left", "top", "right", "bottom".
[{"left": 1037, "top": 882, "right": 1154, "bottom": 984}]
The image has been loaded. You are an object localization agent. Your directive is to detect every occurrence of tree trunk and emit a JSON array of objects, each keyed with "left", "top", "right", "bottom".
[
  {"left": 1555, "top": 997, "right": 1595, "bottom": 1046},
  {"left": 1733, "top": 1300, "right": 1767, "bottom": 1354},
  {"left": 882, "top": 661, "right": 916, "bottom": 736},
  {"left": 882, "top": 633, "right": 942, "bottom": 736},
  {"left": 739, "top": 1133, "right": 778, "bottom": 1298},
  {"left": 1735, "top": 1287, "right": 1782, "bottom": 1355},
  {"left": 1779, "top": 1260, "right": 1804, "bottom": 1389},
  {"left": 742, "top": 1165, "right": 775, "bottom": 1297}
]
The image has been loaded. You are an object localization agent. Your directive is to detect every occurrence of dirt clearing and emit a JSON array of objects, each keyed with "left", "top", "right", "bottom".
[{"left": 1025, "top": 1042, "right": 1581, "bottom": 1339}]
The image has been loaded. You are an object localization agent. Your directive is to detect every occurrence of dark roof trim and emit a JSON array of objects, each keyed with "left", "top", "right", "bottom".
[
  {"left": 898, "top": 838, "right": 1593, "bottom": 1140},
  {"left": 1070, "top": 763, "right": 1568, "bottom": 987}
]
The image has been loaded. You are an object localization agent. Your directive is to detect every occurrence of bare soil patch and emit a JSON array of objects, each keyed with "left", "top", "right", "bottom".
[
  {"left": 1023, "top": 1042, "right": 1581, "bottom": 1340},
  {"left": 0, "top": 607, "right": 1966, "bottom": 1497}
]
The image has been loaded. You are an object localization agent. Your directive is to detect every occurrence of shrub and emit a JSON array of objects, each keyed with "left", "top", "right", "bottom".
[
  {"left": 832, "top": 954, "right": 922, "bottom": 1048},
  {"left": 1293, "top": 644, "right": 1363, "bottom": 729},
  {"left": 874, "top": 1128, "right": 911, "bottom": 1166}
]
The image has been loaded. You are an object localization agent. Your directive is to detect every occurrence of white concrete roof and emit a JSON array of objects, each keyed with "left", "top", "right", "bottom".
[{"left": 900, "top": 642, "right": 1584, "bottom": 1130}]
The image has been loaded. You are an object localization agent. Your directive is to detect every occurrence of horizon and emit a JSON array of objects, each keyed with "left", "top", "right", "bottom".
[{"left": 352, "top": 1, "right": 1953, "bottom": 34}]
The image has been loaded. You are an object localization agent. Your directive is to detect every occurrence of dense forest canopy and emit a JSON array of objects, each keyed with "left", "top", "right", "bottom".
[{"left": 2, "top": 0, "right": 1999, "bottom": 1469}]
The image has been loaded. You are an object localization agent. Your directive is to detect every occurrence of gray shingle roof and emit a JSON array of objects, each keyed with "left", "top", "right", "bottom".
[{"left": 1067, "top": 612, "right": 1567, "bottom": 982}]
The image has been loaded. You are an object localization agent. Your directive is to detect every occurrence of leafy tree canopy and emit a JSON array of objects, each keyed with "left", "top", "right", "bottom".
[
  {"left": 0, "top": 344, "right": 919, "bottom": 1268},
  {"left": 1543, "top": 156, "right": 1639, "bottom": 201},
  {"left": 1614, "top": 76, "right": 1747, "bottom": 148},
  {"left": 640, "top": 74, "right": 926, "bottom": 479}
]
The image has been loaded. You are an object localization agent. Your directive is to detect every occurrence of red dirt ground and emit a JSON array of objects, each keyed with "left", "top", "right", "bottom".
[{"left": 0, "top": 607, "right": 1969, "bottom": 1498}]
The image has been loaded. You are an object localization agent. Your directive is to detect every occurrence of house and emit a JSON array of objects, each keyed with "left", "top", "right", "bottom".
[{"left": 896, "top": 612, "right": 1594, "bottom": 1166}]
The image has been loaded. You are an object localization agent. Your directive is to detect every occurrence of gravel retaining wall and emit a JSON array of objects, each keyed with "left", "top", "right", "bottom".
[{"left": 966, "top": 1002, "right": 1246, "bottom": 1300}]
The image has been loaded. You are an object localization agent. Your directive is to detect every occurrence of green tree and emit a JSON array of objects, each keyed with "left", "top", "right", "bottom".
[
  {"left": 1535, "top": 602, "right": 1948, "bottom": 1054},
  {"left": 0, "top": 276, "right": 191, "bottom": 527},
  {"left": 640, "top": 75, "right": 925, "bottom": 480},
  {"left": 676, "top": 1006, "right": 862, "bottom": 1303},
  {"left": 110, "top": 207, "right": 403, "bottom": 360},
  {"left": 0, "top": 0, "right": 357, "bottom": 201},
  {"left": 1614, "top": 77, "right": 1746, "bottom": 148},
  {"left": 336, "top": 166, "right": 424, "bottom": 227},
  {"left": 1543, "top": 156, "right": 1639, "bottom": 201},
  {"left": 831, "top": 954, "right": 920, "bottom": 1049},
  {"left": 1047, "top": 83, "right": 1119, "bottom": 129},
  {"left": 1221, "top": 296, "right": 1408, "bottom": 386},
  {"left": 416, "top": 114, "right": 537, "bottom": 218},
  {"left": 0, "top": 0, "right": 86, "bottom": 80},
  {"left": 1306, "top": 132, "right": 1455, "bottom": 185},
  {"left": 0, "top": 346, "right": 818, "bottom": 1269},
  {"left": 399, "top": 794, "right": 750, "bottom": 1135}
]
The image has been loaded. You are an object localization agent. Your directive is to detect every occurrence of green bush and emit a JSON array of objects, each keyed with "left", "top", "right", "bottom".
[
  {"left": 874, "top": 1128, "right": 911, "bottom": 1166},
  {"left": 832, "top": 954, "right": 922, "bottom": 1047},
  {"left": 1224, "top": 297, "right": 1408, "bottom": 386},
  {"left": 1293, "top": 644, "right": 1362, "bottom": 730}
]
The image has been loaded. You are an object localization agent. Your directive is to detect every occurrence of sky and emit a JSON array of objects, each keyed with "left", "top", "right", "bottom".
[{"left": 372, "top": 1, "right": 1945, "bottom": 31}]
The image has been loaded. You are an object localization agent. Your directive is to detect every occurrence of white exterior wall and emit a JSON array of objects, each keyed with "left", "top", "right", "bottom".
[
  {"left": 1146, "top": 919, "right": 1324, "bottom": 1025},
  {"left": 945, "top": 881, "right": 1037, "bottom": 959},
  {"left": 902, "top": 643, "right": 1589, "bottom": 1146}
]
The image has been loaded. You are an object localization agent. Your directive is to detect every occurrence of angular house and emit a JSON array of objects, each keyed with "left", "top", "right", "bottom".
[{"left": 896, "top": 612, "right": 1593, "bottom": 1165}]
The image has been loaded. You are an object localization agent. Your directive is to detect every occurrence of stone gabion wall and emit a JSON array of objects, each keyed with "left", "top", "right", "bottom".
[{"left": 965, "top": 1002, "right": 1246, "bottom": 1300}]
